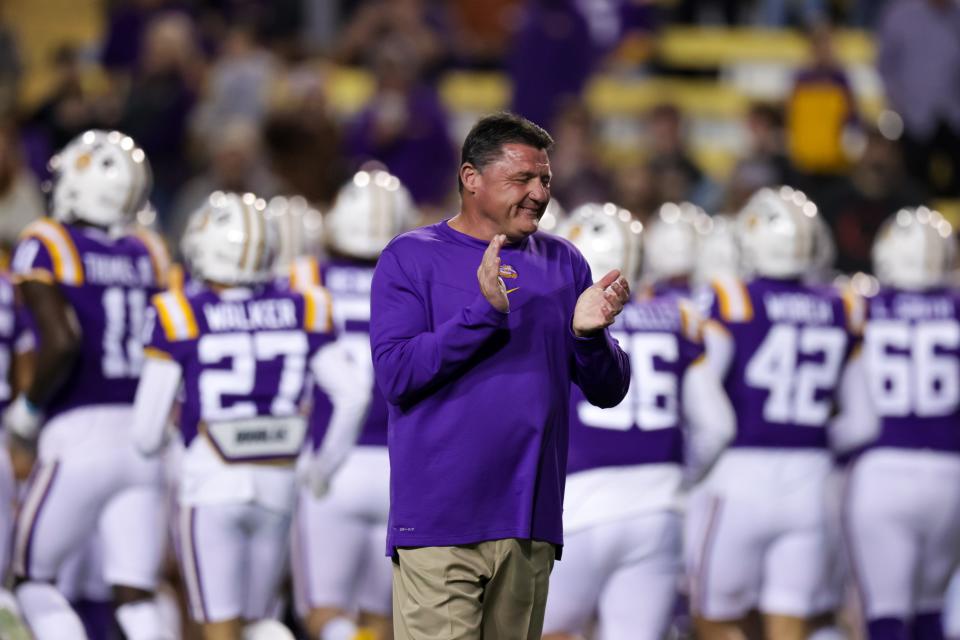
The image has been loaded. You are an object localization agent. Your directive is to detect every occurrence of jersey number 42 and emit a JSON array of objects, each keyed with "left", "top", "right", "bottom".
[{"left": 745, "top": 324, "right": 846, "bottom": 427}]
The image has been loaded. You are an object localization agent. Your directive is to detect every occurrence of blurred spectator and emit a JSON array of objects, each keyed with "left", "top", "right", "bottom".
[
  {"left": 263, "top": 65, "right": 345, "bottom": 207},
  {"left": 302, "top": 0, "right": 343, "bottom": 55},
  {"left": 508, "top": 0, "right": 657, "bottom": 129},
  {"left": 645, "top": 103, "right": 713, "bottom": 208},
  {"left": 344, "top": 36, "right": 455, "bottom": 210},
  {"left": 23, "top": 45, "right": 100, "bottom": 179},
  {"left": 447, "top": 0, "right": 520, "bottom": 68},
  {"left": 508, "top": 0, "right": 594, "bottom": 129},
  {"left": 817, "top": 129, "right": 927, "bottom": 274},
  {"left": 191, "top": 24, "right": 278, "bottom": 144},
  {"left": 100, "top": 0, "right": 191, "bottom": 74},
  {"left": 759, "top": 0, "right": 826, "bottom": 26},
  {"left": 170, "top": 117, "right": 278, "bottom": 243},
  {"left": 0, "top": 17, "right": 20, "bottom": 118},
  {"left": 613, "top": 162, "right": 658, "bottom": 220},
  {"left": 878, "top": 0, "right": 960, "bottom": 197},
  {"left": 191, "top": 0, "right": 304, "bottom": 59},
  {"left": 116, "top": 12, "right": 204, "bottom": 217},
  {"left": 0, "top": 124, "right": 43, "bottom": 253},
  {"left": 725, "top": 102, "right": 793, "bottom": 211},
  {"left": 851, "top": 0, "right": 893, "bottom": 26},
  {"left": 785, "top": 23, "right": 857, "bottom": 195},
  {"left": 548, "top": 101, "right": 614, "bottom": 208},
  {"left": 672, "top": 0, "right": 744, "bottom": 25},
  {"left": 333, "top": 0, "right": 448, "bottom": 72}
]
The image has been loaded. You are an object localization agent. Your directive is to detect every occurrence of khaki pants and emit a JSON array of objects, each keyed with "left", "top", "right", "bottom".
[{"left": 392, "top": 538, "right": 555, "bottom": 640}]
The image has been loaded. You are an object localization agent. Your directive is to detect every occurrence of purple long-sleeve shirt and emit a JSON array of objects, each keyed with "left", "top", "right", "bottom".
[{"left": 370, "top": 220, "right": 630, "bottom": 555}]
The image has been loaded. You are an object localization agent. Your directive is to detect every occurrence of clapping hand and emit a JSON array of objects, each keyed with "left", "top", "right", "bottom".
[
  {"left": 572, "top": 270, "right": 631, "bottom": 337},
  {"left": 477, "top": 234, "right": 510, "bottom": 313}
]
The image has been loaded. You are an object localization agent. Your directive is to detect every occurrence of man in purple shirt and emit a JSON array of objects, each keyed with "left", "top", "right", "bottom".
[{"left": 370, "top": 112, "right": 632, "bottom": 639}]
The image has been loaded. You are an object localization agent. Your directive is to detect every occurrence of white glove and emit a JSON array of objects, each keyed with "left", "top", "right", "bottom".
[{"left": 3, "top": 396, "right": 41, "bottom": 441}]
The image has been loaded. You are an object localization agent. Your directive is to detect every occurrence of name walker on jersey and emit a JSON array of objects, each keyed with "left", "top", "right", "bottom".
[{"left": 203, "top": 298, "right": 299, "bottom": 332}]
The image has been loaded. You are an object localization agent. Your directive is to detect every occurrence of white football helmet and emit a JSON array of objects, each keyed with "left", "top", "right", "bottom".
[
  {"left": 536, "top": 198, "right": 567, "bottom": 233},
  {"left": 644, "top": 202, "right": 701, "bottom": 282},
  {"left": 872, "top": 206, "right": 955, "bottom": 291},
  {"left": 556, "top": 202, "right": 643, "bottom": 286},
  {"left": 181, "top": 191, "right": 278, "bottom": 285},
  {"left": 266, "top": 195, "right": 324, "bottom": 276},
  {"left": 693, "top": 213, "right": 740, "bottom": 286},
  {"left": 737, "top": 186, "right": 817, "bottom": 279},
  {"left": 326, "top": 170, "right": 417, "bottom": 260},
  {"left": 50, "top": 130, "right": 152, "bottom": 227}
]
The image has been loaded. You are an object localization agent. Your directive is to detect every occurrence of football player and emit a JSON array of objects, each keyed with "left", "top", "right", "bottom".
[
  {"left": 287, "top": 170, "right": 417, "bottom": 640},
  {"left": 686, "top": 186, "right": 864, "bottom": 640},
  {"left": 642, "top": 201, "right": 702, "bottom": 297},
  {"left": 541, "top": 203, "right": 733, "bottom": 640},
  {"left": 6, "top": 130, "right": 172, "bottom": 640},
  {"left": 0, "top": 272, "right": 35, "bottom": 633},
  {"left": 132, "top": 192, "right": 368, "bottom": 640},
  {"left": 693, "top": 213, "right": 740, "bottom": 289},
  {"left": 268, "top": 195, "right": 324, "bottom": 280},
  {"left": 844, "top": 207, "right": 960, "bottom": 639}
]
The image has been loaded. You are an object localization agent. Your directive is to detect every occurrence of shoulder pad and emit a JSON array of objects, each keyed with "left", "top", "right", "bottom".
[
  {"left": 300, "top": 285, "right": 333, "bottom": 333},
  {"left": 677, "top": 298, "right": 704, "bottom": 343},
  {"left": 289, "top": 256, "right": 322, "bottom": 291},
  {"left": 711, "top": 275, "right": 754, "bottom": 323},
  {"left": 20, "top": 219, "right": 84, "bottom": 285},
  {"left": 152, "top": 290, "right": 199, "bottom": 341},
  {"left": 842, "top": 287, "right": 866, "bottom": 336}
]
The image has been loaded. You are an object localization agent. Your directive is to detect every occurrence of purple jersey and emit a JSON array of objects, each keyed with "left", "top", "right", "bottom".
[
  {"left": 145, "top": 282, "right": 336, "bottom": 463},
  {"left": 864, "top": 288, "right": 960, "bottom": 453},
  {"left": 10, "top": 219, "right": 169, "bottom": 419},
  {"left": 709, "top": 276, "right": 857, "bottom": 449},
  {"left": 290, "top": 256, "right": 386, "bottom": 447},
  {"left": 567, "top": 293, "right": 703, "bottom": 474}
]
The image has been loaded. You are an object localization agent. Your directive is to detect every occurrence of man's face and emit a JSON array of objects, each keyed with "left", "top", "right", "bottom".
[{"left": 470, "top": 143, "right": 551, "bottom": 241}]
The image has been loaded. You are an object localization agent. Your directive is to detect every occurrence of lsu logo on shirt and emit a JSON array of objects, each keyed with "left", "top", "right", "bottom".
[
  {"left": 499, "top": 264, "right": 518, "bottom": 279},
  {"left": 499, "top": 264, "right": 519, "bottom": 295}
]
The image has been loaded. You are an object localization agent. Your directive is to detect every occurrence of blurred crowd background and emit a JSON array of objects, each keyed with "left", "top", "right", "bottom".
[{"left": 0, "top": 0, "right": 955, "bottom": 276}]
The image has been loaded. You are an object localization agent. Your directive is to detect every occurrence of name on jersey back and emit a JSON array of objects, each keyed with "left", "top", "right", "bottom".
[
  {"left": 619, "top": 302, "right": 679, "bottom": 332},
  {"left": 83, "top": 253, "right": 155, "bottom": 287},
  {"left": 203, "top": 298, "right": 298, "bottom": 332},
  {"left": 763, "top": 292, "right": 834, "bottom": 324},
  {"left": 872, "top": 294, "right": 954, "bottom": 321}
]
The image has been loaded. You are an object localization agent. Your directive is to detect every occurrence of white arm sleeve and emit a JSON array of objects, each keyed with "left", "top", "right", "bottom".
[
  {"left": 829, "top": 351, "right": 879, "bottom": 455},
  {"left": 132, "top": 357, "right": 182, "bottom": 457},
  {"left": 308, "top": 342, "right": 372, "bottom": 483},
  {"left": 702, "top": 322, "right": 734, "bottom": 380},
  {"left": 682, "top": 359, "right": 735, "bottom": 481}
]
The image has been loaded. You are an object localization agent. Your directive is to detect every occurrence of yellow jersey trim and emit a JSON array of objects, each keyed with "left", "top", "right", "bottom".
[{"left": 21, "top": 219, "right": 84, "bottom": 286}]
